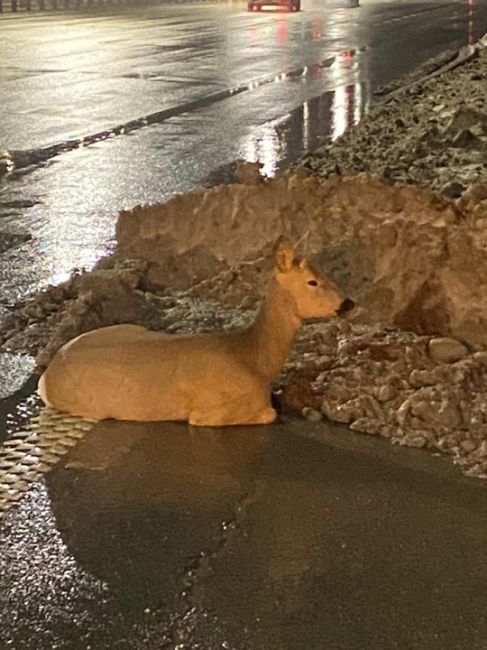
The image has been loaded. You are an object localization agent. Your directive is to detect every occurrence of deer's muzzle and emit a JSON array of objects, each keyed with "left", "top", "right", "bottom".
[{"left": 337, "top": 298, "right": 355, "bottom": 316}]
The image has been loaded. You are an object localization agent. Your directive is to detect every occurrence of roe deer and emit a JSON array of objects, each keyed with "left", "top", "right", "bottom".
[{"left": 38, "top": 239, "right": 353, "bottom": 426}]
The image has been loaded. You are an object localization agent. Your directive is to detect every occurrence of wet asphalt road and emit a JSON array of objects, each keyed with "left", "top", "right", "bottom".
[
  {"left": 1, "top": 417, "right": 487, "bottom": 649},
  {"left": 2, "top": 2, "right": 487, "bottom": 648},
  {"left": 2, "top": 0, "right": 487, "bottom": 308}
]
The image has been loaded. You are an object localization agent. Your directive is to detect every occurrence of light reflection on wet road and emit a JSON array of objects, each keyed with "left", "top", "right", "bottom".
[
  {"left": 2, "top": 419, "right": 487, "bottom": 649},
  {"left": 2, "top": 4, "right": 487, "bottom": 646},
  {"left": 1, "top": 0, "right": 487, "bottom": 309}
]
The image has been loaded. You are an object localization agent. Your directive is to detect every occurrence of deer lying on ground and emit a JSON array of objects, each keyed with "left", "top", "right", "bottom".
[{"left": 38, "top": 239, "right": 353, "bottom": 426}]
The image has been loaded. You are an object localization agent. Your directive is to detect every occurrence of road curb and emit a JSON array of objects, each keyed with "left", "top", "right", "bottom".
[{"left": 376, "top": 31, "right": 487, "bottom": 103}]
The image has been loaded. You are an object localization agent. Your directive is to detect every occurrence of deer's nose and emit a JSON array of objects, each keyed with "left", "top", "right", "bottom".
[{"left": 337, "top": 298, "right": 355, "bottom": 315}]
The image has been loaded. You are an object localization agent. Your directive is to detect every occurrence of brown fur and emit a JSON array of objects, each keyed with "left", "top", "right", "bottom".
[{"left": 38, "top": 240, "right": 347, "bottom": 426}]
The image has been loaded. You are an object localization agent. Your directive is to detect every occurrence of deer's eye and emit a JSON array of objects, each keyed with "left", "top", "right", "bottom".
[{"left": 307, "top": 280, "right": 318, "bottom": 287}]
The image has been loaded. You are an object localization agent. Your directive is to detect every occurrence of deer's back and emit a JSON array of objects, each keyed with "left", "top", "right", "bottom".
[{"left": 40, "top": 324, "right": 259, "bottom": 421}]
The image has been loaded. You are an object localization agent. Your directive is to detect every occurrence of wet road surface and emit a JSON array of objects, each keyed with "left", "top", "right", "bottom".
[
  {"left": 2, "top": 3, "right": 487, "bottom": 647},
  {"left": 1, "top": 0, "right": 487, "bottom": 308},
  {"left": 1, "top": 417, "right": 487, "bottom": 649}
]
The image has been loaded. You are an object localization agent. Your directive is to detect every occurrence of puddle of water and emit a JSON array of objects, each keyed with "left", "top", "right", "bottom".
[{"left": 0, "top": 420, "right": 272, "bottom": 647}]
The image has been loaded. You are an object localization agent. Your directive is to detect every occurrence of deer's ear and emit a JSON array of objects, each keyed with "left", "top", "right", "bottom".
[{"left": 274, "top": 237, "right": 295, "bottom": 273}]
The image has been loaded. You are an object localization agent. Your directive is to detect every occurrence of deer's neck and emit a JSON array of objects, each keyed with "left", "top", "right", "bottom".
[{"left": 246, "top": 279, "right": 301, "bottom": 381}]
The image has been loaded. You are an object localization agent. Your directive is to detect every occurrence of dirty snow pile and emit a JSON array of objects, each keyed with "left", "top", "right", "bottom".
[
  {"left": 298, "top": 38, "right": 487, "bottom": 197},
  {"left": 0, "top": 259, "right": 252, "bottom": 369},
  {"left": 281, "top": 323, "right": 487, "bottom": 479}
]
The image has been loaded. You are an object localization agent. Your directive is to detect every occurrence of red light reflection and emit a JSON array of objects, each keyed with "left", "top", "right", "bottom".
[
  {"left": 311, "top": 19, "right": 322, "bottom": 39},
  {"left": 467, "top": 0, "right": 474, "bottom": 45},
  {"left": 276, "top": 21, "right": 289, "bottom": 43}
]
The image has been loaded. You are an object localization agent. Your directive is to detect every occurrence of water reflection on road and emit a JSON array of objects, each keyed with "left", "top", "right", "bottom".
[
  {"left": 2, "top": 416, "right": 487, "bottom": 648},
  {"left": 0, "top": 0, "right": 486, "bottom": 308},
  {"left": 0, "top": 48, "right": 368, "bottom": 303}
]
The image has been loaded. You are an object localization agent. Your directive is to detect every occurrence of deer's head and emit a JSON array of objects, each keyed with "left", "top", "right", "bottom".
[{"left": 274, "top": 238, "right": 354, "bottom": 320}]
